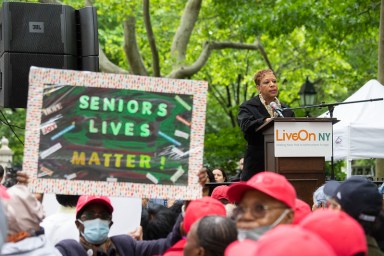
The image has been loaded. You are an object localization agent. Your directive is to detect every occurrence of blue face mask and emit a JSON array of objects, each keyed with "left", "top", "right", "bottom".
[{"left": 79, "top": 218, "right": 110, "bottom": 244}]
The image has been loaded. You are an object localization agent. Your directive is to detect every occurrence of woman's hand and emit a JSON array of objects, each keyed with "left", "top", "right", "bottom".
[
  {"left": 16, "top": 171, "right": 29, "bottom": 185},
  {"left": 197, "top": 168, "right": 209, "bottom": 187}
]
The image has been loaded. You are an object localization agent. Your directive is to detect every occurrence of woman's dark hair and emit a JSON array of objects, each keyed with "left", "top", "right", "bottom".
[
  {"left": 203, "top": 166, "right": 216, "bottom": 195},
  {"left": 203, "top": 166, "right": 215, "bottom": 183},
  {"left": 56, "top": 194, "right": 80, "bottom": 207},
  {"left": 213, "top": 167, "right": 228, "bottom": 182},
  {"left": 195, "top": 216, "right": 237, "bottom": 256},
  {"left": 141, "top": 204, "right": 178, "bottom": 240}
]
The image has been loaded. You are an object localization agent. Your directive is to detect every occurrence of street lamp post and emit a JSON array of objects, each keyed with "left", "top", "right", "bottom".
[{"left": 299, "top": 77, "right": 317, "bottom": 116}]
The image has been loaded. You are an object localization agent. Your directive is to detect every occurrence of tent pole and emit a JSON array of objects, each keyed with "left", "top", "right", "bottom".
[{"left": 329, "top": 105, "right": 335, "bottom": 180}]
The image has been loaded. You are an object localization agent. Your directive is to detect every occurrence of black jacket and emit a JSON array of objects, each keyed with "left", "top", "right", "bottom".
[
  {"left": 56, "top": 215, "right": 183, "bottom": 256},
  {"left": 238, "top": 95, "right": 294, "bottom": 180}
]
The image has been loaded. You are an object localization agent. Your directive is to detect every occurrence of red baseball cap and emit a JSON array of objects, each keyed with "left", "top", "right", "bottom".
[
  {"left": 182, "top": 197, "right": 226, "bottom": 233},
  {"left": 225, "top": 240, "right": 258, "bottom": 256},
  {"left": 249, "top": 225, "right": 336, "bottom": 256},
  {"left": 211, "top": 185, "right": 230, "bottom": 201},
  {"left": 300, "top": 209, "right": 367, "bottom": 256},
  {"left": 227, "top": 172, "right": 296, "bottom": 208},
  {"left": 76, "top": 195, "right": 114, "bottom": 218},
  {"left": 292, "top": 198, "right": 311, "bottom": 224}
]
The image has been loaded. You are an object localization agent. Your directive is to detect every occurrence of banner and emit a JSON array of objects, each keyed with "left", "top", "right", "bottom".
[
  {"left": 274, "top": 121, "right": 332, "bottom": 157},
  {"left": 24, "top": 67, "right": 207, "bottom": 199}
]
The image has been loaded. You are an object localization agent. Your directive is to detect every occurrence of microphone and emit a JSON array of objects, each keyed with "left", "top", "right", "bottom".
[{"left": 269, "top": 102, "right": 284, "bottom": 117}]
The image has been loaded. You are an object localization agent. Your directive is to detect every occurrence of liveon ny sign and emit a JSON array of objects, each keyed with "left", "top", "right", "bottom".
[{"left": 274, "top": 121, "right": 332, "bottom": 157}]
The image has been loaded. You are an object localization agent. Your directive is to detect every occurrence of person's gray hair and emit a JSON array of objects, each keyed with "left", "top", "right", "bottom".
[
  {"left": 195, "top": 216, "right": 237, "bottom": 256},
  {"left": 313, "top": 185, "right": 326, "bottom": 207}
]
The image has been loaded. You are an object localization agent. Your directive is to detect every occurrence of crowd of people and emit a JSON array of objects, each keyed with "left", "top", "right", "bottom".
[{"left": 0, "top": 169, "right": 383, "bottom": 256}]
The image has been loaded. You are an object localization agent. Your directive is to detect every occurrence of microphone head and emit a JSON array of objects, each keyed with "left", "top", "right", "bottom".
[{"left": 269, "top": 101, "right": 278, "bottom": 109}]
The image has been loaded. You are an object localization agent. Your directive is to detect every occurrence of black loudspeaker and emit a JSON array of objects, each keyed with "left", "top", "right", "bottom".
[
  {"left": 0, "top": 52, "right": 77, "bottom": 108},
  {"left": 76, "top": 6, "right": 99, "bottom": 72},
  {"left": 0, "top": 2, "right": 77, "bottom": 56},
  {"left": 0, "top": 2, "right": 99, "bottom": 108}
]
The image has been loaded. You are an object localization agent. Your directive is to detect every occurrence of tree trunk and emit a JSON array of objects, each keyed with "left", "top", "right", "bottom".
[{"left": 376, "top": 0, "right": 384, "bottom": 179}]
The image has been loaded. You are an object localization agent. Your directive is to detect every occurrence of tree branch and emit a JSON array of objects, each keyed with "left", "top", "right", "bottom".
[
  {"left": 167, "top": 41, "right": 261, "bottom": 79},
  {"left": 171, "top": 0, "right": 202, "bottom": 65},
  {"left": 123, "top": 16, "right": 148, "bottom": 76},
  {"left": 255, "top": 38, "right": 273, "bottom": 71},
  {"left": 143, "top": 0, "right": 161, "bottom": 77},
  {"left": 99, "top": 44, "right": 129, "bottom": 73}
]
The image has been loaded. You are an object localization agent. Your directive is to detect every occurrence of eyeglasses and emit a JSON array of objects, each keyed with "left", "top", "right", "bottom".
[
  {"left": 233, "top": 203, "right": 288, "bottom": 219},
  {"left": 81, "top": 212, "right": 112, "bottom": 221}
]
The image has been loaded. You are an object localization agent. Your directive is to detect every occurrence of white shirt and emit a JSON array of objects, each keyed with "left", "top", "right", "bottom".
[{"left": 41, "top": 206, "right": 79, "bottom": 246}]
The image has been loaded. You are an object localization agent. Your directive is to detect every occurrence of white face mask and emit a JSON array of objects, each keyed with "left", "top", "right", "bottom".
[{"left": 237, "top": 209, "right": 290, "bottom": 241}]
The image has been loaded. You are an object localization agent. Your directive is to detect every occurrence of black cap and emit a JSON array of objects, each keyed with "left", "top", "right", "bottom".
[
  {"left": 333, "top": 176, "right": 382, "bottom": 222},
  {"left": 323, "top": 180, "right": 341, "bottom": 198}
]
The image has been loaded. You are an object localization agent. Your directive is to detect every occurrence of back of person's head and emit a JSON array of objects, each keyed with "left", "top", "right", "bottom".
[
  {"left": 300, "top": 209, "right": 367, "bottom": 256},
  {"left": 4, "top": 184, "right": 45, "bottom": 237},
  {"left": 168, "top": 200, "right": 183, "bottom": 215},
  {"left": 141, "top": 204, "right": 178, "bottom": 240},
  {"left": 185, "top": 216, "right": 237, "bottom": 256},
  {"left": 182, "top": 197, "right": 226, "bottom": 234},
  {"left": 312, "top": 185, "right": 326, "bottom": 209},
  {"left": 225, "top": 225, "right": 336, "bottom": 256},
  {"left": 332, "top": 176, "right": 382, "bottom": 234},
  {"left": 292, "top": 198, "right": 311, "bottom": 224},
  {"left": 56, "top": 194, "right": 80, "bottom": 207}
]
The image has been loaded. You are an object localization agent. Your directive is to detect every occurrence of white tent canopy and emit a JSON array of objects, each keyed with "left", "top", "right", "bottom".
[{"left": 319, "top": 79, "right": 384, "bottom": 176}]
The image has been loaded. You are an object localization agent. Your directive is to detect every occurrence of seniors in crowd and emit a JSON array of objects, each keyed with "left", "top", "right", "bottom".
[
  {"left": 1, "top": 184, "right": 61, "bottom": 255},
  {"left": 199, "top": 169, "right": 296, "bottom": 240},
  {"left": 225, "top": 225, "right": 336, "bottom": 256},
  {"left": 312, "top": 180, "right": 340, "bottom": 211},
  {"left": 292, "top": 198, "right": 311, "bottom": 224},
  {"left": 210, "top": 185, "right": 236, "bottom": 218},
  {"left": 163, "top": 197, "right": 227, "bottom": 256},
  {"left": 325, "top": 176, "right": 384, "bottom": 255},
  {"left": 56, "top": 195, "right": 183, "bottom": 256},
  {"left": 183, "top": 216, "right": 237, "bottom": 256},
  {"left": 227, "top": 171, "right": 296, "bottom": 240}
]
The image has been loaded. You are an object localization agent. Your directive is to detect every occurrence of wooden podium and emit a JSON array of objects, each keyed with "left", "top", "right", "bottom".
[{"left": 257, "top": 117, "right": 337, "bottom": 206}]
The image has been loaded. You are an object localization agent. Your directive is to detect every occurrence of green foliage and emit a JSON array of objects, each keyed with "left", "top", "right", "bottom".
[
  {"left": 1, "top": 0, "right": 382, "bottom": 171},
  {"left": 325, "top": 160, "right": 347, "bottom": 181},
  {"left": 203, "top": 126, "right": 246, "bottom": 176},
  {"left": 0, "top": 109, "right": 26, "bottom": 166}
]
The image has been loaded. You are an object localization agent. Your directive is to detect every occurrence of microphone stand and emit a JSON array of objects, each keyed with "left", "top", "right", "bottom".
[{"left": 283, "top": 98, "right": 383, "bottom": 180}]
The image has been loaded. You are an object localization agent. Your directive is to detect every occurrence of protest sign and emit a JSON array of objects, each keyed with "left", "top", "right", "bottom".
[{"left": 24, "top": 67, "right": 207, "bottom": 199}]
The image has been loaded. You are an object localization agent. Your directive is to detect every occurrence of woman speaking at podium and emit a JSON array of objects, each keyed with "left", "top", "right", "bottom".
[{"left": 238, "top": 69, "right": 294, "bottom": 181}]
